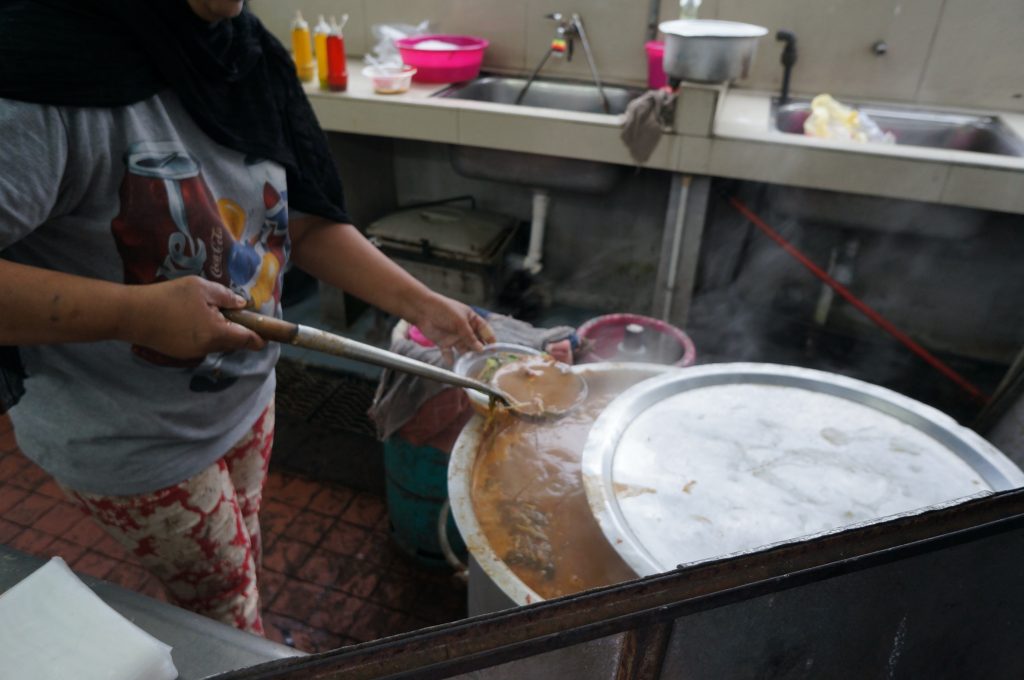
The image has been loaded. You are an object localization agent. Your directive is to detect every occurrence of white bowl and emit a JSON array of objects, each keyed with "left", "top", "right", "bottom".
[{"left": 362, "top": 65, "right": 417, "bottom": 94}]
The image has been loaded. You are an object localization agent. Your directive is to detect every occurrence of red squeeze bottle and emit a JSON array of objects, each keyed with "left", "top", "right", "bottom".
[{"left": 326, "top": 18, "right": 347, "bottom": 92}]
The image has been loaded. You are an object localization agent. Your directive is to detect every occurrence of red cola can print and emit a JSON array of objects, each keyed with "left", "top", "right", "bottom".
[{"left": 111, "top": 141, "right": 237, "bottom": 367}]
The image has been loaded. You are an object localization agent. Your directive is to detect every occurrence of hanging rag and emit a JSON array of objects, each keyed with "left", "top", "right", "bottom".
[{"left": 620, "top": 88, "right": 677, "bottom": 165}]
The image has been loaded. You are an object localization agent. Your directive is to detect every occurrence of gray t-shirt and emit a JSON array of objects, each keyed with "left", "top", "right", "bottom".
[{"left": 0, "top": 91, "right": 291, "bottom": 495}]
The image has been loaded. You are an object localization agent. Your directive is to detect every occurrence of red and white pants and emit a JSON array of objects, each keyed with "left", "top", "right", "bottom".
[{"left": 63, "top": 403, "right": 275, "bottom": 635}]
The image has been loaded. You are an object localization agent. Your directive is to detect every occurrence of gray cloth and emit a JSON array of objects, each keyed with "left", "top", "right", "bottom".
[
  {"left": 0, "top": 93, "right": 286, "bottom": 494},
  {"left": 368, "top": 314, "right": 575, "bottom": 441},
  {"left": 620, "top": 89, "right": 677, "bottom": 165}
]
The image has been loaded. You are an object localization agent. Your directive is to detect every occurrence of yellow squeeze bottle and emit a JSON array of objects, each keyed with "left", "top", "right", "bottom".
[
  {"left": 291, "top": 11, "right": 315, "bottom": 82},
  {"left": 313, "top": 15, "right": 331, "bottom": 90}
]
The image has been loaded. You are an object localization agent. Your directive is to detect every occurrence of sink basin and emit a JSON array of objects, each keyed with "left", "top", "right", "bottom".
[
  {"left": 436, "top": 75, "right": 641, "bottom": 115},
  {"left": 434, "top": 76, "right": 643, "bottom": 192},
  {"left": 774, "top": 100, "right": 1024, "bottom": 157}
]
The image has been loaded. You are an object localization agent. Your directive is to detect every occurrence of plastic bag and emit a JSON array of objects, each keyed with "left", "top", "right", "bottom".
[
  {"left": 804, "top": 94, "right": 895, "bottom": 145},
  {"left": 365, "top": 20, "right": 431, "bottom": 68}
]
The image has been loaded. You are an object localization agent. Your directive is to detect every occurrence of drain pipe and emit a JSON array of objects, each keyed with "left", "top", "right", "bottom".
[
  {"left": 660, "top": 176, "right": 691, "bottom": 321},
  {"left": 522, "top": 188, "right": 550, "bottom": 274}
]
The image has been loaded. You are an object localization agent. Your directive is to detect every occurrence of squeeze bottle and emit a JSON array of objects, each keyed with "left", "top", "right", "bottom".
[
  {"left": 313, "top": 15, "right": 331, "bottom": 90},
  {"left": 326, "top": 17, "right": 348, "bottom": 92},
  {"left": 291, "top": 11, "right": 315, "bottom": 82}
]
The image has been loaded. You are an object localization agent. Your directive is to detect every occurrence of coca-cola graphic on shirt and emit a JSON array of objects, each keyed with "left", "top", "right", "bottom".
[{"left": 111, "top": 141, "right": 289, "bottom": 391}]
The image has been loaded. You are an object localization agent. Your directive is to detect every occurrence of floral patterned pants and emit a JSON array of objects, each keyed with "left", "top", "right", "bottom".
[{"left": 62, "top": 403, "right": 275, "bottom": 635}]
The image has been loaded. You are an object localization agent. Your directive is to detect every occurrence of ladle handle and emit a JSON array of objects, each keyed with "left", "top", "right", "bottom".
[{"left": 224, "top": 309, "right": 510, "bottom": 404}]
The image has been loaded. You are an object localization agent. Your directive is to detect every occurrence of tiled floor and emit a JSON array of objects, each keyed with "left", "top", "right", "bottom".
[{"left": 0, "top": 413, "right": 466, "bottom": 653}]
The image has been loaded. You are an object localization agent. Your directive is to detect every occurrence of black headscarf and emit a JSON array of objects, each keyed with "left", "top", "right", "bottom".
[{"left": 0, "top": 0, "right": 350, "bottom": 411}]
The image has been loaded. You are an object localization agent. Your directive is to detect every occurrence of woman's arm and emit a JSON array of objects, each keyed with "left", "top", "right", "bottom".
[
  {"left": 0, "top": 259, "right": 264, "bottom": 357},
  {"left": 288, "top": 217, "right": 495, "bottom": 356}
]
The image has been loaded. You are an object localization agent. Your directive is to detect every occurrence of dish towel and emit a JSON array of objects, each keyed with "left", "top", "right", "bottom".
[
  {"left": 0, "top": 557, "right": 178, "bottom": 680},
  {"left": 620, "top": 88, "right": 677, "bottom": 165}
]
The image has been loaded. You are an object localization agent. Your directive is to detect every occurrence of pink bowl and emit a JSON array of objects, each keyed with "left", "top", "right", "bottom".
[
  {"left": 396, "top": 35, "right": 489, "bottom": 83},
  {"left": 645, "top": 41, "right": 667, "bottom": 90}
]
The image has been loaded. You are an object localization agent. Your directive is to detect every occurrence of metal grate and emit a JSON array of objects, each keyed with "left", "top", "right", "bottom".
[{"left": 275, "top": 358, "right": 378, "bottom": 437}]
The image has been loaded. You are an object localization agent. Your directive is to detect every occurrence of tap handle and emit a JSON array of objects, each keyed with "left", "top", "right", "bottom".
[{"left": 546, "top": 12, "right": 564, "bottom": 22}]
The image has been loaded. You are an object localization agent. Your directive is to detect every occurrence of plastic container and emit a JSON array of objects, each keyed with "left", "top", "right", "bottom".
[
  {"left": 362, "top": 65, "right": 417, "bottom": 94},
  {"left": 290, "top": 11, "right": 314, "bottom": 83},
  {"left": 576, "top": 313, "right": 696, "bottom": 367},
  {"left": 313, "top": 15, "right": 331, "bottom": 90},
  {"left": 396, "top": 35, "right": 489, "bottom": 83},
  {"left": 326, "top": 17, "right": 348, "bottom": 92},
  {"left": 644, "top": 40, "right": 667, "bottom": 90}
]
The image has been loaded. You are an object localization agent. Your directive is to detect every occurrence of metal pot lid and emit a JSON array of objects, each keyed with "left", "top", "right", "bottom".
[{"left": 581, "top": 363, "right": 1024, "bottom": 577}]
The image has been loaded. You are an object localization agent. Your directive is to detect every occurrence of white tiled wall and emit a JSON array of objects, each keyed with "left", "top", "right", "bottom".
[{"left": 252, "top": 0, "right": 1024, "bottom": 112}]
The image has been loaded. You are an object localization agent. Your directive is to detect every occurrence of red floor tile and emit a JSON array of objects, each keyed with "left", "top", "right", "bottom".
[
  {"left": 43, "top": 538, "right": 88, "bottom": 567},
  {"left": 268, "top": 580, "right": 326, "bottom": 621},
  {"left": 92, "top": 532, "right": 130, "bottom": 560},
  {"left": 308, "top": 486, "right": 354, "bottom": 516},
  {"left": 305, "top": 589, "right": 364, "bottom": 637},
  {"left": 0, "top": 517, "right": 22, "bottom": 544},
  {"left": 341, "top": 492, "right": 387, "bottom": 528},
  {"left": 0, "top": 485, "right": 29, "bottom": 516},
  {"left": 321, "top": 521, "right": 370, "bottom": 556},
  {"left": 36, "top": 478, "right": 67, "bottom": 500},
  {"left": 0, "top": 452, "right": 27, "bottom": 479},
  {"left": 294, "top": 547, "right": 349, "bottom": 587},
  {"left": 288, "top": 510, "right": 336, "bottom": 546},
  {"left": 5, "top": 492, "right": 57, "bottom": 527},
  {"left": 259, "top": 569, "right": 287, "bottom": 606},
  {"left": 263, "top": 536, "right": 315, "bottom": 575},
  {"left": 34, "top": 502, "right": 83, "bottom": 537},
  {"left": 334, "top": 559, "right": 381, "bottom": 599},
  {"left": 273, "top": 476, "right": 323, "bottom": 509},
  {"left": 259, "top": 499, "right": 302, "bottom": 538},
  {"left": 7, "top": 461, "right": 50, "bottom": 491},
  {"left": 9, "top": 527, "right": 54, "bottom": 555},
  {"left": 106, "top": 562, "right": 152, "bottom": 592},
  {"left": 356, "top": 530, "right": 397, "bottom": 566},
  {"left": 72, "top": 551, "right": 120, "bottom": 580},
  {"left": 64, "top": 515, "right": 108, "bottom": 547}
]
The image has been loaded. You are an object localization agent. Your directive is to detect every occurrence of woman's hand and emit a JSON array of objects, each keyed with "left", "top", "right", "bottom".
[
  {"left": 122, "top": 276, "right": 266, "bottom": 359},
  {"left": 410, "top": 293, "right": 496, "bottom": 364}
]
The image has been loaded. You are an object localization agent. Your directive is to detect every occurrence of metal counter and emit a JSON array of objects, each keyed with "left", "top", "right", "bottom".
[{"left": 0, "top": 546, "right": 304, "bottom": 679}]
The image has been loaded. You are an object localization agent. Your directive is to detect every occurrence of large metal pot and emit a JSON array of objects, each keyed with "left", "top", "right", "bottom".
[
  {"left": 659, "top": 19, "right": 768, "bottom": 84},
  {"left": 448, "top": 362, "right": 674, "bottom": 614}
]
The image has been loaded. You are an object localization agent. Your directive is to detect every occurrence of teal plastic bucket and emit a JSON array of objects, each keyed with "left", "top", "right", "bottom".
[{"left": 383, "top": 437, "right": 467, "bottom": 568}]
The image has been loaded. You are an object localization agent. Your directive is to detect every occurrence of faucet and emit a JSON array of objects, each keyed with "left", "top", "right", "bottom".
[
  {"left": 516, "top": 12, "right": 610, "bottom": 114},
  {"left": 776, "top": 30, "right": 797, "bottom": 106}
]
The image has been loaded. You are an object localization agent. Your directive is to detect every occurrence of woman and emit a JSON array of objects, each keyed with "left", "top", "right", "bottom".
[{"left": 0, "top": 0, "right": 493, "bottom": 633}]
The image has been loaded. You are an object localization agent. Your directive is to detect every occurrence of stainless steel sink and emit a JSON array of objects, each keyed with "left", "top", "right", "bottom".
[
  {"left": 434, "top": 76, "right": 643, "bottom": 192},
  {"left": 436, "top": 75, "right": 640, "bottom": 115},
  {"left": 774, "top": 100, "right": 1024, "bottom": 157}
]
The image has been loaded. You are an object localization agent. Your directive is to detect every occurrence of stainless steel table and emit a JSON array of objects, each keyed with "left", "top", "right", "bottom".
[{"left": 0, "top": 546, "right": 304, "bottom": 679}]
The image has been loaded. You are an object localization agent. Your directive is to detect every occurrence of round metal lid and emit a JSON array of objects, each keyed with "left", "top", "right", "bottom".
[{"left": 581, "top": 363, "right": 1024, "bottom": 577}]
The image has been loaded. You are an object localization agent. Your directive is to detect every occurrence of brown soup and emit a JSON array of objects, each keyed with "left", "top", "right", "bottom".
[{"left": 470, "top": 371, "right": 651, "bottom": 600}]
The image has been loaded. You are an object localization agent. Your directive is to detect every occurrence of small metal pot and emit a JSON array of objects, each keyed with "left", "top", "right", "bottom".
[{"left": 659, "top": 19, "right": 768, "bottom": 84}]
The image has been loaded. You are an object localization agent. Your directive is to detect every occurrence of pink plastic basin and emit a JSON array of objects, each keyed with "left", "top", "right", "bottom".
[
  {"left": 577, "top": 313, "right": 696, "bottom": 367},
  {"left": 396, "top": 35, "right": 489, "bottom": 83},
  {"left": 645, "top": 41, "right": 667, "bottom": 90}
]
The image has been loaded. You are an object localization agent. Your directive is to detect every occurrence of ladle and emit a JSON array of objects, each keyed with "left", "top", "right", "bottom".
[{"left": 224, "top": 310, "right": 584, "bottom": 417}]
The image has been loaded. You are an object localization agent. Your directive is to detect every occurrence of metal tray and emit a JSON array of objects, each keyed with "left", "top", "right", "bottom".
[{"left": 581, "top": 363, "right": 1024, "bottom": 577}]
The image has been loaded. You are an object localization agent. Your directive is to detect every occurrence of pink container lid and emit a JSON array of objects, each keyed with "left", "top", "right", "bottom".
[{"left": 577, "top": 313, "right": 696, "bottom": 367}]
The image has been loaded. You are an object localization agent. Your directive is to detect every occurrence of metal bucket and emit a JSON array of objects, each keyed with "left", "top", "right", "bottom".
[{"left": 659, "top": 20, "right": 768, "bottom": 84}]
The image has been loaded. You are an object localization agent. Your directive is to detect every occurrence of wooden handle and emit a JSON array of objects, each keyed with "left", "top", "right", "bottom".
[{"left": 223, "top": 309, "right": 299, "bottom": 344}]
